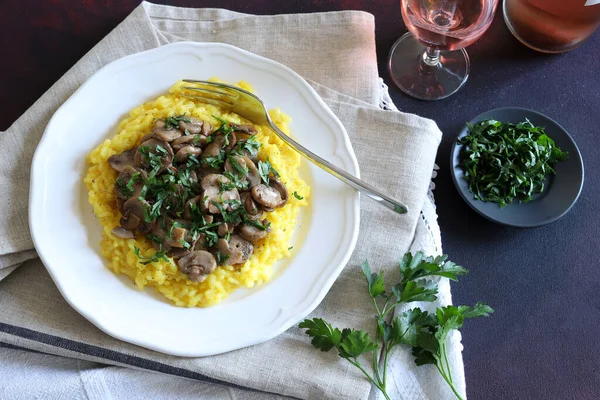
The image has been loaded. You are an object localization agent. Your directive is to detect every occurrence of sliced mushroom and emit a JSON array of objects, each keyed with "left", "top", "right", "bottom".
[
  {"left": 216, "top": 238, "right": 230, "bottom": 260},
  {"left": 108, "top": 149, "right": 136, "bottom": 172},
  {"left": 196, "top": 167, "right": 221, "bottom": 179},
  {"left": 172, "top": 134, "right": 206, "bottom": 151},
  {"left": 239, "top": 223, "right": 268, "bottom": 243},
  {"left": 134, "top": 139, "right": 174, "bottom": 173},
  {"left": 231, "top": 123, "right": 257, "bottom": 135},
  {"left": 224, "top": 155, "right": 246, "bottom": 175},
  {"left": 251, "top": 178, "right": 288, "bottom": 209},
  {"left": 217, "top": 222, "right": 234, "bottom": 237},
  {"left": 167, "top": 227, "right": 188, "bottom": 248},
  {"left": 111, "top": 226, "right": 134, "bottom": 239},
  {"left": 224, "top": 131, "right": 237, "bottom": 152},
  {"left": 227, "top": 235, "right": 253, "bottom": 265},
  {"left": 202, "top": 121, "right": 213, "bottom": 136},
  {"left": 175, "top": 145, "right": 202, "bottom": 163},
  {"left": 189, "top": 171, "right": 198, "bottom": 186},
  {"left": 173, "top": 220, "right": 197, "bottom": 244},
  {"left": 115, "top": 167, "right": 145, "bottom": 200},
  {"left": 176, "top": 250, "right": 217, "bottom": 282},
  {"left": 177, "top": 117, "right": 202, "bottom": 134},
  {"left": 243, "top": 156, "right": 261, "bottom": 187},
  {"left": 245, "top": 210, "right": 264, "bottom": 221},
  {"left": 200, "top": 174, "right": 240, "bottom": 214},
  {"left": 152, "top": 128, "right": 182, "bottom": 142},
  {"left": 194, "top": 233, "right": 208, "bottom": 251},
  {"left": 241, "top": 192, "right": 260, "bottom": 216},
  {"left": 201, "top": 134, "right": 226, "bottom": 161},
  {"left": 183, "top": 195, "right": 203, "bottom": 220},
  {"left": 121, "top": 197, "right": 149, "bottom": 230},
  {"left": 149, "top": 226, "right": 170, "bottom": 252},
  {"left": 269, "top": 178, "right": 289, "bottom": 206},
  {"left": 169, "top": 248, "right": 192, "bottom": 259},
  {"left": 120, "top": 213, "right": 141, "bottom": 231}
]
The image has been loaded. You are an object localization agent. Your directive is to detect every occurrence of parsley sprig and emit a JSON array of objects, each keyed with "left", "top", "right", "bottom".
[
  {"left": 299, "top": 252, "right": 493, "bottom": 400},
  {"left": 459, "top": 119, "right": 568, "bottom": 207}
]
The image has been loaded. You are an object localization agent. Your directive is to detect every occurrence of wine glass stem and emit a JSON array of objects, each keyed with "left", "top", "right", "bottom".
[{"left": 422, "top": 47, "right": 441, "bottom": 66}]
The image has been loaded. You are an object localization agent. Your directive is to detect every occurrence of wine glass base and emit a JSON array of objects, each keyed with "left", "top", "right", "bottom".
[{"left": 388, "top": 33, "right": 470, "bottom": 101}]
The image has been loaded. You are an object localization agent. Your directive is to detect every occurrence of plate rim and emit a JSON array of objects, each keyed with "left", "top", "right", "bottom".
[
  {"left": 450, "top": 106, "right": 584, "bottom": 228},
  {"left": 28, "top": 42, "right": 361, "bottom": 356}
]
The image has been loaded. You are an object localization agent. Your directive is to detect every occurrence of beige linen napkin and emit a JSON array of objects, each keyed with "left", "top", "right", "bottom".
[{"left": 0, "top": 3, "right": 465, "bottom": 399}]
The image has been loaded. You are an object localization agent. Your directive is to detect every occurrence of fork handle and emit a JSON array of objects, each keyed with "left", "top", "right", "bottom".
[{"left": 268, "top": 123, "right": 408, "bottom": 214}]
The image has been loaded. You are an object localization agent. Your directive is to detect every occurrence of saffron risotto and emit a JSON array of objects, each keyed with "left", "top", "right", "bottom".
[{"left": 84, "top": 80, "right": 309, "bottom": 307}]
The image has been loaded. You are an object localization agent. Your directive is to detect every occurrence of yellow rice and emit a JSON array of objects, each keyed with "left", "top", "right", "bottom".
[{"left": 84, "top": 80, "right": 310, "bottom": 307}]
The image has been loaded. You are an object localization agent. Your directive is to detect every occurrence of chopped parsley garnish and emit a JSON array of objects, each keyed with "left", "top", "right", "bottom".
[
  {"left": 185, "top": 154, "right": 200, "bottom": 170},
  {"left": 221, "top": 155, "right": 250, "bottom": 191},
  {"left": 133, "top": 246, "right": 169, "bottom": 265},
  {"left": 203, "top": 151, "right": 226, "bottom": 169},
  {"left": 164, "top": 114, "right": 191, "bottom": 129},
  {"left": 293, "top": 191, "right": 303, "bottom": 200},
  {"left": 243, "top": 217, "right": 271, "bottom": 231},
  {"left": 232, "top": 135, "right": 261, "bottom": 157},
  {"left": 459, "top": 119, "right": 569, "bottom": 207},
  {"left": 212, "top": 115, "right": 234, "bottom": 135},
  {"left": 211, "top": 200, "right": 244, "bottom": 225},
  {"left": 177, "top": 169, "right": 193, "bottom": 188},
  {"left": 188, "top": 221, "right": 222, "bottom": 246},
  {"left": 139, "top": 145, "right": 168, "bottom": 179},
  {"left": 258, "top": 158, "right": 280, "bottom": 185},
  {"left": 116, "top": 172, "right": 141, "bottom": 197}
]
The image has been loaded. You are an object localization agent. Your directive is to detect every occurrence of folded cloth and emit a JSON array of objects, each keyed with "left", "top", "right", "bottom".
[{"left": 0, "top": 3, "right": 465, "bottom": 399}]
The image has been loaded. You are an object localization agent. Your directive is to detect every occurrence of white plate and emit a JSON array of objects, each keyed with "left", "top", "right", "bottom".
[{"left": 29, "top": 42, "right": 360, "bottom": 357}]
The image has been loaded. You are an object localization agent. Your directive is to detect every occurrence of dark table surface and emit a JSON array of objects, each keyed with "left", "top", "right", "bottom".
[{"left": 2, "top": 1, "right": 599, "bottom": 399}]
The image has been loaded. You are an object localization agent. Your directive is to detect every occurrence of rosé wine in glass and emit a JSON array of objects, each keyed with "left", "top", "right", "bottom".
[{"left": 389, "top": 0, "right": 497, "bottom": 100}]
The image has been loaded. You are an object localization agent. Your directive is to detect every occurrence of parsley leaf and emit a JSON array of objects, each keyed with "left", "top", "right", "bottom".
[
  {"left": 298, "top": 318, "right": 344, "bottom": 352},
  {"left": 399, "top": 252, "right": 468, "bottom": 282},
  {"left": 339, "top": 330, "right": 378, "bottom": 359},
  {"left": 361, "top": 260, "right": 386, "bottom": 298}
]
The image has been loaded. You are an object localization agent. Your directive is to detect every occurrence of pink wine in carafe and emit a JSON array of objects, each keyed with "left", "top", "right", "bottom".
[
  {"left": 504, "top": 0, "right": 600, "bottom": 53},
  {"left": 402, "top": 0, "right": 496, "bottom": 51}
]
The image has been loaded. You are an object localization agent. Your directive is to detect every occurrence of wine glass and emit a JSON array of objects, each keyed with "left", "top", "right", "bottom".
[{"left": 389, "top": 0, "right": 497, "bottom": 101}]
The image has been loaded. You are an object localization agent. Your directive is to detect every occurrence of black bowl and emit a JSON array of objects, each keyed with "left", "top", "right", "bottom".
[{"left": 450, "top": 107, "right": 584, "bottom": 228}]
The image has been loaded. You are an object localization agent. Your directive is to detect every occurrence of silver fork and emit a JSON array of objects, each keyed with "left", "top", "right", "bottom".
[{"left": 182, "top": 80, "right": 408, "bottom": 214}]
